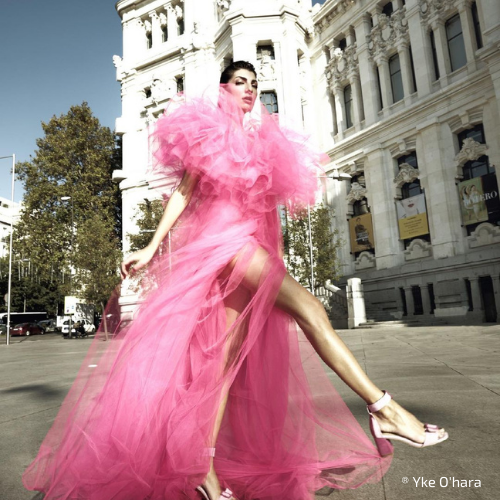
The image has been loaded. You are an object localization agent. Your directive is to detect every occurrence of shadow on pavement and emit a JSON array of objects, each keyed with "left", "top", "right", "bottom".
[{"left": 1, "top": 383, "right": 66, "bottom": 399}]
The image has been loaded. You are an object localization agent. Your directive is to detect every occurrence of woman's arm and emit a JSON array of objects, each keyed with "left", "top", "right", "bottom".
[{"left": 120, "top": 171, "right": 198, "bottom": 278}]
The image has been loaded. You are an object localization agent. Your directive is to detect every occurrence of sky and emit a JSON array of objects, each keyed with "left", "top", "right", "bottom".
[{"left": 0, "top": 0, "right": 326, "bottom": 203}]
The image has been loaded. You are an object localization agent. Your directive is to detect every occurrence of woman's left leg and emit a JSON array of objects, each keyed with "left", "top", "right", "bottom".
[{"left": 201, "top": 285, "right": 251, "bottom": 500}]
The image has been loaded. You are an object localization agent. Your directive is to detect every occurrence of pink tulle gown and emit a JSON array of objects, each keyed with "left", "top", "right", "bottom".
[{"left": 23, "top": 87, "right": 391, "bottom": 500}]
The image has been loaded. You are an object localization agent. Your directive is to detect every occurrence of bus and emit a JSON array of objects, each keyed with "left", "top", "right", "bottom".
[{"left": 1, "top": 312, "right": 48, "bottom": 326}]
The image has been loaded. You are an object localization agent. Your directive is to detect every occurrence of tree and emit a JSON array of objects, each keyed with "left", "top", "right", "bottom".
[
  {"left": 13, "top": 103, "right": 122, "bottom": 315},
  {"left": 283, "top": 203, "right": 342, "bottom": 290},
  {"left": 127, "top": 199, "right": 165, "bottom": 253}
]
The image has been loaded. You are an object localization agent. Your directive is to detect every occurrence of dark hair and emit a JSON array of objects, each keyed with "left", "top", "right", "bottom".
[{"left": 220, "top": 60, "right": 257, "bottom": 83}]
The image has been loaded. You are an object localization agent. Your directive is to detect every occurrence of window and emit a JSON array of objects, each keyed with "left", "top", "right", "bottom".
[
  {"left": 458, "top": 125, "right": 492, "bottom": 179},
  {"left": 430, "top": 30, "right": 440, "bottom": 80},
  {"left": 176, "top": 76, "right": 184, "bottom": 93},
  {"left": 144, "top": 87, "right": 152, "bottom": 99},
  {"left": 162, "top": 26, "right": 168, "bottom": 43},
  {"left": 457, "top": 125, "right": 499, "bottom": 234},
  {"left": 446, "top": 14, "right": 467, "bottom": 72},
  {"left": 344, "top": 84, "right": 353, "bottom": 129},
  {"left": 382, "top": 2, "right": 394, "bottom": 17},
  {"left": 260, "top": 91, "right": 278, "bottom": 114},
  {"left": 146, "top": 32, "right": 153, "bottom": 50},
  {"left": 177, "top": 18, "right": 185, "bottom": 36},
  {"left": 471, "top": 2, "right": 483, "bottom": 50},
  {"left": 338, "top": 38, "right": 347, "bottom": 51},
  {"left": 409, "top": 45, "right": 417, "bottom": 93},
  {"left": 257, "top": 45, "right": 275, "bottom": 61},
  {"left": 397, "top": 153, "right": 430, "bottom": 247},
  {"left": 389, "top": 53, "right": 404, "bottom": 103},
  {"left": 376, "top": 65, "right": 383, "bottom": 110}
]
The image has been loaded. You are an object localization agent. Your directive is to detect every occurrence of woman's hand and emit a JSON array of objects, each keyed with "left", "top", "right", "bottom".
[{"left": 121, "top": 245, "right": 156, "bottom": 279}]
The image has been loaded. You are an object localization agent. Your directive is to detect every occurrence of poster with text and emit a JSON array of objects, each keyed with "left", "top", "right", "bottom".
[
  {"left": 458, "top": 177, "right": 489, "bottom": 226},
  {"left": 349, "top": 213, "right": 375, "bottom": 252},
  {"left": 396, "top": 193, "right": 429, "bottom": 240}
]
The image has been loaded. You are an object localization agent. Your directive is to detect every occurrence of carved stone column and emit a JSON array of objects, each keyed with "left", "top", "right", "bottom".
[
  {"left": 375, "top": 55, "right": 392, "bottom": 108},
  {"left": 354, "top": 15, "right": 380, "bottom": 124},
  {"left": 405, "top": 0, "right": 433, "bottom": 96},
  {"left": 166, "top": 5, "right": 178, "bottom": 41},
  {"left": 469, "top": 277, "right": 483, "bottom": 320},
  {"left": 350, "top": 74, "right": 364, "bottom": 128},
  {"left": 431, "top": 20, "right": 451, "bottom": 81},
  {"left": 404, "top": 286, "right": 415, "bottom": 317},
  {"left": 149, "top": 11, "right": 162, "bottom": 48},
  {"left": 478, "top": 0, "right": 500, "bottom": 45},
  {"left": 332, "top": 84, "right": 345, "bottom": 139},
  {"left": 421, "top": 284, "right": 432, "bottom": 315},
  {"left": 397, "top": 42, "right": 414, "bottom": 103},
  {"left": 457, "top": 1, "right": 477, "bottom": 70}
]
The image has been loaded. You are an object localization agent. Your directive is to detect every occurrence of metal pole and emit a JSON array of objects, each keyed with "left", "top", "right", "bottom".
[
  {"left": 307, "top": 204, "right": 315, "bottom": 296},
  {"left": 5, "top": 154, "right": 15, "bottom": 346}
]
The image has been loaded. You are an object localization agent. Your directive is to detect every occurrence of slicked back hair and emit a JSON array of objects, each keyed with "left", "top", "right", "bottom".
[{"left": 220, "top": 61, "right": 257, "bottom": 84}]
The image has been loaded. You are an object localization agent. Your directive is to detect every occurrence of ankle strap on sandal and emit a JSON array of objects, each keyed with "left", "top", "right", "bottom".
[{"left": 367, "top": 391, "right": 392, "bottom": 413}]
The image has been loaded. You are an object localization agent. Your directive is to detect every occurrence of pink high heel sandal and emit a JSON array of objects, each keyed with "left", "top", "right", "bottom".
[
  {"left": 196, "top": 448, "right": 236, "bottom": 500},
  {"left": 367, "top": 391, "right": 448, "bottom": 457}
]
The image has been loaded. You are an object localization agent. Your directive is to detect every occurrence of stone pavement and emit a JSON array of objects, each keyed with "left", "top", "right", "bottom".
[{"left": 1, "top": 324, "right": 499, "bottom": 500}]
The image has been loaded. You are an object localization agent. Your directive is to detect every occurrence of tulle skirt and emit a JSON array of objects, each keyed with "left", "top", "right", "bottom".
[
  {"left": 23, "top": 87, "right": 391, "bottom": 499},
  {"left": 23, "top": 214, "right": 391, "bottom": 500}
]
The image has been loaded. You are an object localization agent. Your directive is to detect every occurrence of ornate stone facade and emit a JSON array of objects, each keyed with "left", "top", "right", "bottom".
[{"left": 115, "top": 0, "right": 500, "bottom": 324}]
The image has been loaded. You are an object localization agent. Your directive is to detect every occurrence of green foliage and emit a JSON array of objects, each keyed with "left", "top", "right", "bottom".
[
  {"left": 73, "top": 214, "right": 122, "bottom": 309},
  {"left": 128, "top": 199, "right": 165, "bottom": 253},
  {"left": 2, "top": 102, "right": 123, "bottom": 315},
  {"left": 283, "top": 203, "right": 341, "bottom": 290}
]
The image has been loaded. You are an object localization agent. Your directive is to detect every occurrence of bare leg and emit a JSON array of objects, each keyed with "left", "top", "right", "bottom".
[
  {"left": 201, "top": 286, "right": 250, "bottom": 499},
  {"left": 236, "top": 248, "right": 446, "bottom": 444}
]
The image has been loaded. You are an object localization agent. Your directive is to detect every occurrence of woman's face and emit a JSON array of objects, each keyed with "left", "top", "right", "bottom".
[{"left": 226, "top": 69, "right": 258, "bottom": 112}]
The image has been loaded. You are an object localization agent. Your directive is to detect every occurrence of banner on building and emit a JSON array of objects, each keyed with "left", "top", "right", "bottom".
[
  {"left": 458, "top": 177, "right": 489, "bottom": 226},
  {"left": 458, "top": 174, "right": 499, "bottom": 226},
  {"left": 396, "top": 193, "right": 429, "bottom": 240},
  {"left": 349, "top": 213, "right": 375, "bottom": 252}
]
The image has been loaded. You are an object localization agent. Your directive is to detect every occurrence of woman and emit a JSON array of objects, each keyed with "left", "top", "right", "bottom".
[{"left": 23, "top": 61, "right": 447, "bottom": 500}]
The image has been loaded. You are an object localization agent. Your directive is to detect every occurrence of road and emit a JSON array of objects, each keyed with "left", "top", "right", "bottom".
[{"left": 1, "top": 325, "right": 499, "bottom": 500}]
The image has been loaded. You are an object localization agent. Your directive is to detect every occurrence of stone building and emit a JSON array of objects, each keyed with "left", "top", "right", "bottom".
[{"left": 113, "top": 0, "right": 500, "bottom": 323}]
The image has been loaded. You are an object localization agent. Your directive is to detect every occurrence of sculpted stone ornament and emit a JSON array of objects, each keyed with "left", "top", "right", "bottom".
[
  {"left": 455, "top": 138, "right": 488, "bottom": 167},
  {"left": 419, "top": 0, "right": 457, "bottom": 24},
  {"left": 315, "top": 0, "right": 356, "bottom": 35},
  {"left": 325, "top": 44, "right": 358, "bottom": 88},
  {"left": 367, "top": 8, "right": 409, "bottom": 61},
  {"left": 258, "top": 54, "right": 276, "bottom": 82},
  {"left": 394, "top": 163, "right": 420, "bottom": 187},
  {"left": 217, "top": 0, "right": 231, "bottom": 11},
  {"left": 346, "top": 182, "right": 368, "bottom": 204}
]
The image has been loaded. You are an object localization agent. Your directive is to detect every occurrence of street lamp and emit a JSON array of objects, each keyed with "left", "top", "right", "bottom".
[
  {"left": 0, "top": 154, "right": 16, "bottom": 346},
  {"left": 61, "top": 196, "right": 74, "bottom": 338}
]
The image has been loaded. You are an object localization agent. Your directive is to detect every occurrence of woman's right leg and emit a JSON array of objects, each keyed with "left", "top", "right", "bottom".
[{"left": 237, "top": 248, "right": 446, "bottom": 446}]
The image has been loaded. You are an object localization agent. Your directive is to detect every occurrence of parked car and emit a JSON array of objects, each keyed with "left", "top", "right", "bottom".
[
  {"left": 10, "top": 322, "right": 45, "bottom": 336},
  {"left": 37, "top": 319, "right": 57, "bottom": 333},
  {"left": 62, "top": 319, "right": 96, "bottom": 336}
]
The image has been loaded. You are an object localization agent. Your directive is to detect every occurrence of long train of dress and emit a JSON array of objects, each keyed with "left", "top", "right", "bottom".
[{"left": 23, "top": 88, "right": 392, "bottom": 500}]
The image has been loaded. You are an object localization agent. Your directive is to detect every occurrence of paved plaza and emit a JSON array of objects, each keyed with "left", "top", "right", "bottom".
[{"left": 1, "top": 324, "right": 499, "bottom": 500}]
